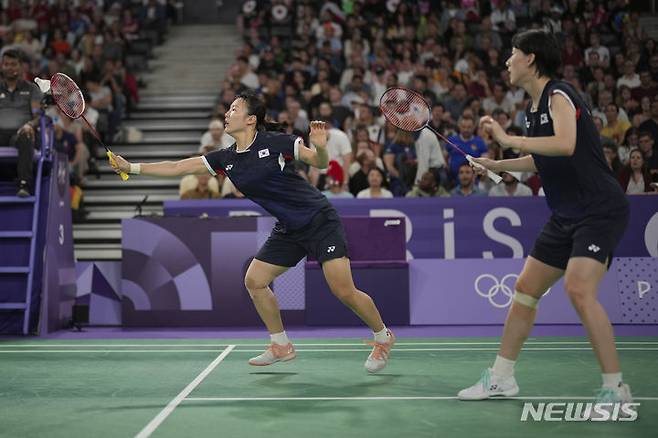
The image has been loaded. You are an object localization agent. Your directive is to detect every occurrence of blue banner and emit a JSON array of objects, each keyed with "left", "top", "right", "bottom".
[{"left": 164, "top": 197, "right": 658, "bottom": 259}]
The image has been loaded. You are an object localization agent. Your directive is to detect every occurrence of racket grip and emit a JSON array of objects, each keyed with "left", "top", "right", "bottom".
[
  {"left": 466, "top": 155, "right": 503, "bottom": 184},
  {"left": 106, "top": 151, "right": 130, "bottom": 181}
]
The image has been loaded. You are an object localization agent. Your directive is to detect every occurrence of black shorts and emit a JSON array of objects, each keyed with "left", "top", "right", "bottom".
[
  {"left": 255, "top": 207, "right": 349, "bottom": 268},
  {"left": 530, "top": 209, "right": 629, "bottom": 270}
]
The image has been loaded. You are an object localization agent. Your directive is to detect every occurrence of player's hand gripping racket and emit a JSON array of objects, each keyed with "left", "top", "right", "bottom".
[
  {"left": 378, "top": 87, "right": 502, "bottom": 184},
  {"left": 39, "top": 73, "right": 129, "bottom": 180}
]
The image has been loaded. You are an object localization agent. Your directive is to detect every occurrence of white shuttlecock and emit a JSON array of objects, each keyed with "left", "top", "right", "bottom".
[{"left": 34, "top": 77, "right": 51, "bottom": 93}]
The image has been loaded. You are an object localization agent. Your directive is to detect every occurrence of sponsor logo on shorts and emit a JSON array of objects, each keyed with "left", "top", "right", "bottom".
[
  {"left": 588, "top": 244, "right": 600, "bottom": 253},
  {"left": 225, "top": 164, "right": 233, "bottom": 171},
  {"left": 327, "top": 246, "right": 336, "bottom": 253}
]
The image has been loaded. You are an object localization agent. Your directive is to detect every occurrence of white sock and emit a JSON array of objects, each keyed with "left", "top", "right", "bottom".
[
  {"left": 270, "top": 331, "right": 290, "bottom": 346},
  {"left": 492, "top": 355, "right": 516, "bottom": 379},
  {"left": 602, "top": 372, "right": 623, "bottom": 389},
  {"left": 373, "top": 327, "right": 389, "bottom": 344}
]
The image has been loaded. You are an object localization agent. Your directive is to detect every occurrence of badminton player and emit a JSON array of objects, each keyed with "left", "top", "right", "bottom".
[
  {"left": 459, "top": 30, "right": 632, "bottom": 406},
  {"left": 110, "top": 91, "right": 395, "bottom": 373}
]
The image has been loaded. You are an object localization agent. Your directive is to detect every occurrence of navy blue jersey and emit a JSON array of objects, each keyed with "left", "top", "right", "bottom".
[
  {"left": 202, "top": 131, "right": 331, "bottom": 230},
  {"left": 526, "top": 80, "right": 628, "bottom": 218}
]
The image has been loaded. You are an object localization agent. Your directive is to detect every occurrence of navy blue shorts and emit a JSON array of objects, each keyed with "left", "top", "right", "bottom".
[
  {"left": 255, "top": 207, "right": 349, "bottom": 268},
  {"left": 530, "top": 208, "right": 629, "bottom": 270}
]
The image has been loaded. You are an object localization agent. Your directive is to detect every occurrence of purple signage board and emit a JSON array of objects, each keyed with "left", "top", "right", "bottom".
[
  {"left": 409, "top": 258, "right": 658, "bottom": 325},
  {"left": 164, "top": 197, "right": 658, "bottom": 260}
]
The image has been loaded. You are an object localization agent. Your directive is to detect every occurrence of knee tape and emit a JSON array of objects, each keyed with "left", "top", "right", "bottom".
[{"left": 513, "top": 290, "right": 540, "bottom": 309}]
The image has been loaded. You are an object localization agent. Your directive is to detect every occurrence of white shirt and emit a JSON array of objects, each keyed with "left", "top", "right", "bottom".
[
  {"left": 325, "top": 128, "right": 352, "bottom": 168},
  {"left": 617, "top": 74, "right": 641, "bottom": 89},
  {"left": 357, "top": 188, "right": 394, "bottom": 198},
  {"left": 488, "top": 182, "right": 533, "bottom": 197},
  {"left": 626, "top": 176, "right": 645, "bottom": 194},
  {"left": 415, "top": 129, "right": 446, "bottom": 183},
  {"left": 199, "top": 131, "right": 235, "bottom": 150}
]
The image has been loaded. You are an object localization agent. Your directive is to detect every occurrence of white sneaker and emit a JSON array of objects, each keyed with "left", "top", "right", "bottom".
[
  {"left": 364, "top": 330, "right": 395, "bottom": 373},
  {"left": 248, "top": 342, "right": 296, "bottom": 366},
  {"left": 458, "top": 368, "right": 520, "bottom": 400},
  {"left": 589, "top": 383, "right": 634, "bottom": 420}
]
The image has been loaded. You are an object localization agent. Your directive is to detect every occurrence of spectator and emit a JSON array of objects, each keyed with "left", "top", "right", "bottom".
[
  {"left": 349, "top": 148, "right": 378, "bottom": 196},
  {"left": 584, "top": 32, "right": 610, "bottom": 69},
  {"left": 406, "top": 171, "right": 449, "bottom": 197},
  {"left": 488, "top": 171, "right": 532, "bottom": 196},
  {"left": 450, "top": 162, "right": 486, "bottom": 196},
  {"left": 601, "top": 103, "right": 631, "bottom": 146},
  {"left": 638, "top": 131, "right": 658, "bottom": 180},
  {"left": 602, "top": 143, "right": 623, "bottom": 174},
  {"left": 483, "top": 82, "right": 515, "bottom": 115},
  {"left": 321, "top": 160, "right": 353, "bottom": 199},
  {"left": 180, "top": 173, "right": 220, "bottom": 200},
  {"left": 617, "top": 59, "right": 641, "bottom": 89},
  {"left": 631, "top": 71, "right": 657, "bottom": 101},
  {"left": 383, "top": 129, "right": 417, "bottom": 195},
  {"left": 0, "top": 49, "right": 42, "bottom": 197},
  {"left": 199, "top": 119, "right": 234, "bottom": 152},
  {"left": 356, "top": 167, "right": 393, "bottom": 198},
  {"left": 617, "top": 149, "right": 655, "bottom": 194},
  {"left": 639, "top": 96, "right": 658, "bottom": 143},
  {"left": 447, "top": 115, "right": 488, "bottom": 180}
]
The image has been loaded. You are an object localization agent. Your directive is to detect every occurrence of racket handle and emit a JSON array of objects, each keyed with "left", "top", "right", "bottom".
[
  {"left": 466, "top": 155, "right": 503, "bottom": 184},
  {"left": 106, "top": 150, "right": 130, "bottom": 181}
]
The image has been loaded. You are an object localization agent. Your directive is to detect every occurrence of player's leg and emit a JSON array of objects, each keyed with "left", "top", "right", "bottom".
[
  {"left": 321, "top": 257, "right": 395, "bottom": 373},
  {"left": 244, "top": 258, "right": 289, "bottom": 334},
  {"left": 244, "top": 233, "right": 305, "bottom": 366},
  {"left": 458, "top": 256, "right": 563, "bottom": 400},
  {"left": 564, "top": 257, "right": 632, "bottom": 406}
]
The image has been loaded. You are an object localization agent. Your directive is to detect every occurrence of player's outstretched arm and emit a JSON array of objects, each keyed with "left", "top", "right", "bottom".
[
  {"left": 110, "top": 155, "right": 210, "bottom": 177},
  {"left": 298, "top": 120, "right": 329, "bottom": 169}
]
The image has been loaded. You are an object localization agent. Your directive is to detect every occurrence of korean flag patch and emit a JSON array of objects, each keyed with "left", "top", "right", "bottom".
[{"left": 258, "top": 148, "right": 270, "bottom": 158}]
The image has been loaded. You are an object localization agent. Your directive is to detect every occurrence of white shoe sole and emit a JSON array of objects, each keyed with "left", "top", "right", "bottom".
[
  {"left": 458, "top": 386, "right": 520, "bottom": 401},
  {"left": 248, "top": 352, "right": 297, "bottom": 366}
]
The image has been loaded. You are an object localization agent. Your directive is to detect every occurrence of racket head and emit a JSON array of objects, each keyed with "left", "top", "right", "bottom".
[
  {"left": 379, "top": 87, "right": 430, "bottom": 132},
  {"left": 50, "top": 72, "right": 86, "bottom": 120}
]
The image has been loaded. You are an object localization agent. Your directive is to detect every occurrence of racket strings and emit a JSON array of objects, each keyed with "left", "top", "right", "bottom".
[
  {"left": 379, "top": 88, "right": 430, "bottom": 132},
  {"left": 50, "top": 73, "right": 85, "bottom": 119}
]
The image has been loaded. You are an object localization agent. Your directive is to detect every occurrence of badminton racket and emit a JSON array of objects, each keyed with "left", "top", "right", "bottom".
[
  {"left": 378, "top": 87, "right": 502, "bottom": 184},
  {"left": 37, "top": 73, "right": 129, "bottom": 181}
]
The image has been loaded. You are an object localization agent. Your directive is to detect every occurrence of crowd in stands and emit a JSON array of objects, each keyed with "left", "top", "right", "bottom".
[
  {"left": 0, "top": 0, "right": 175, "bottom": 207},
  {"left": 182, "top": 0, "right": 658, "bottom": 200}
]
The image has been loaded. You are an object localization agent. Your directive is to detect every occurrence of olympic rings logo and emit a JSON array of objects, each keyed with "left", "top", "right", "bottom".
[{"left": 474, "top": 273, "right": 518, "bottom": 309}]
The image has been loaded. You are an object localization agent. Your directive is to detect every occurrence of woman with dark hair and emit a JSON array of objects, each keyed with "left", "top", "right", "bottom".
[
  {"left": 617, "top": 148, "right": 654, "bottom": 194},
  {"left": 111, "top": 91, "right": 395, "bottom": 373},
  {"left": 356, "top": 167, "right": 393, "bottom": 198},
  {"left": 463, "top": 29, "right": 633, "bottom": 409}
]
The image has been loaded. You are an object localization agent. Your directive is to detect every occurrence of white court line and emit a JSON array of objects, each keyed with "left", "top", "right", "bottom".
[
  {"left": 2, "top": 347, "right": 658, "bottom": 353},
  {"left": 133, "top": 345, "right": 235, "bottom": 438},
  {"left": 2, "top": 341, "right": 658, "bottom": 348},
  {"left": 183, "top": 396, "right": 658, "bottom": 402}
]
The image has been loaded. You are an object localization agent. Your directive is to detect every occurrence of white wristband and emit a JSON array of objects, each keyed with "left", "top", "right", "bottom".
[{"left": 129, "top": 163, "right": 141, "bottom": 175}]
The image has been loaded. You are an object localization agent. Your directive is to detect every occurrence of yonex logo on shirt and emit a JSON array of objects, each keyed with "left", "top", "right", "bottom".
[
  {"left": 258, "top": 148, "right": 270, "bottom": 158},
  {"left": 225, "top": 164, "right": 233, "bottom": 171},
  {"left": 327, "top": 246, "right": 336, "bottom": 253},
  {"left": 588, "top": 244, "right": 600, "bottom": 253}
]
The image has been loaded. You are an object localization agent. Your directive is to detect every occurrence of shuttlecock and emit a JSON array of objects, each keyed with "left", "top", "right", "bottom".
[{"left": 34, "top": 77, "right": 51, "bottom": 93}]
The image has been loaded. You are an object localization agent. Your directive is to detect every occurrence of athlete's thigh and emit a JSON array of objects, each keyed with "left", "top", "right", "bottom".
[
  {"left": 563, "top": 256, "right": 607, "bottom": 297},
  {"left": 516, "top": 256, "right": 565, "bottom": 298},
  {"left": 321, "top": 257, "right": 356, "bottom": 292},
  {"left": 245, "top": 258, "right": 290, "bottom": 288}
]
